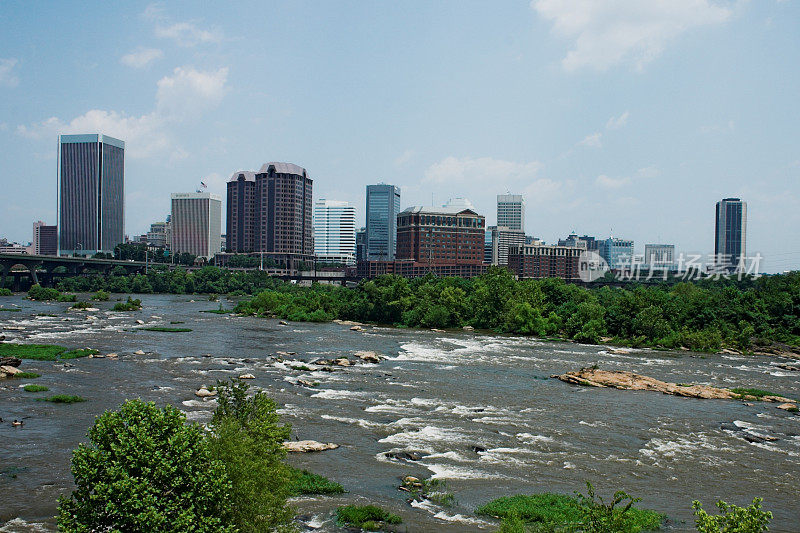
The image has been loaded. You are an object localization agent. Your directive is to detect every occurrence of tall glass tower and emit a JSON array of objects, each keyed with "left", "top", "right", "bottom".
[
  {"left": 58, "top": 134, "right": 124, "bottom": 256},
  {"left": 313, "top": 199, "right": 357, "bottom": 265},
  {"left": 365, "top": 183, "right": 400, "bottom": 260},
  {"left": 715, "top": 197, "right": 747, "bottom": 270}
]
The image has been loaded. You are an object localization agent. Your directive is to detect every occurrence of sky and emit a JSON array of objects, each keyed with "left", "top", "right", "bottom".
[{"left": 0, "top": 1, "right": 798, "bottom": 272}]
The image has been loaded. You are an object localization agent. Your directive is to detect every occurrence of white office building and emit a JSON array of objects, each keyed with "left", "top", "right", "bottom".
[
  {"left": 497, "top": 194, "right": 525, "bottom": 232},
  {"left": 644, "top": 244, "right": 675, "bottom": 269},
  {"left": 313, "top": 199, "right": 357, "bottom": 265},
  {"left": 170, "top": 192, "right": 222, "bottom": 260}
]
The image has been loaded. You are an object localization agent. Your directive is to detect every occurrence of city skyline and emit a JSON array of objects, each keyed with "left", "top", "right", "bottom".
[{"left": 1, "top": 2, "right": 799, "bottom": 272}]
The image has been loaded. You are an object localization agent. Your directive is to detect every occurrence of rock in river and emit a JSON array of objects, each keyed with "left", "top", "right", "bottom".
[
  {"left": 195, "top": 387, "right": 217, "bottom": 398},
  {"left": 354, "top": 351, "right": 381, "bottom": 363},
  {"left": 238, "top": 373, "right": 255, "bottom": 379},
  {"left": 283, "top": 440, "right": 339, "bottom": 453}
]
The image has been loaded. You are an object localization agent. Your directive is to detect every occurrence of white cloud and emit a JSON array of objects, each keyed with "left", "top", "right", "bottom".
[
  {"left": 578, "top": 132, "right": 602, "bottom": 148},
  {"left": 17, "top": 66, "right": 228, "bottom": 160},
  {"left": 596, "top": 174, "right": 631, "bottom": 188},
  {"left": 120, "top": 47, "right": 164, "bottom": 68},
  {"left": 532, "top": 0, "right": 732, "bottom": 71},
  {"left": 425, "top": 156, "right": 542, "bottom": 186},
  {"left": 0, "top": 58, "right": 20, "bottom": 87},
  {"left": 636, "top": 165, "right": 660, "bottom": 179},
  {"left": 394, "top": 149, "right": 415, "bottom": 166},
  {"left": 606, "top": 110, "right": 629, "bottom": 130},
  {"left": 144, "top": 4, "right": 222, "bottom": 47}
]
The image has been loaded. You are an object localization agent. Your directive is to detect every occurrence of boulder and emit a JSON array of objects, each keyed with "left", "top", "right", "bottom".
[
  {"left": 238, "top": 373, "right": 255, "bottom": 379},
  {"left": 133, "top": 350, "right": 146, "bottom": 355},
  {"left": 719, "top": 348, "right": 741, "bottom": 355},
  {"left": 762, "top": 395, "right": 796, "bottom": 404},
  {"left": 1, "top": 365, "right": 22, "bottom": 376},
  {"left": 334, "top": 358, "right": 352, "bottom": 367},
  {"left": 334, "top": 319, "right": 363, "bottom": 326},
  {"left": 195, "top": 387, "right": 217, "bottom": 398},
  {"left": 777, "top": 403, "right": 798, "bottom": 411},
  {"left": 385, "top": 451, "right": 422, "bottom": 462},
  {"left": 462, "top": 325, "right": 474, "bottom": 331},
  {"left": 431, "top": 328, "right": 445, "bottom": 333},
  {"left": 0, "top": 357, "right": 22, "bottom": 368},
  {"left": 553, "top": 368, "right": 739, "bottom": 400},
  {"left": 276, "top": 351, "right": 297, "bottom": 356},
  {"left": 777, "top": 363, "right": 800, "bottom": 372},
  {"left": 471, "top": 445, "right": 487, "bottom": 453},
  {"left": 136, "top": 319, "right": 145, "bottom": 325},
  {"left": 606, "top": 348, "right": 631, "bottom": 355},
  {"left": 297, "top": 379, "right": 318, "bottom": 388},
  {"left": 282, "top": 440, "right": 339, "bottom": 453},
  {"left": 106, "top": 353, "right": 118, "bottom": 359},
  {"left": 354, "top": 351, "right": 381, "bottom": 363},
  {"left": 350, "top": 325, "right": 363, "bottom": 331}
]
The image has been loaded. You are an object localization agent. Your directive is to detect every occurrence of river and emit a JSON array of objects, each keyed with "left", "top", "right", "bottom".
[{"left": 1, "top": 294, "right": 799, "bottom": 532}]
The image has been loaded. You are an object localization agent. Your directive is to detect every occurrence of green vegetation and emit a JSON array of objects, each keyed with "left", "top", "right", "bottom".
[
  {"left": 23, "top": 384, "right": 49, "bottom": 392},
  {"left": 11, "top": 372, "right": 41, "bottom": 379},
  {"left": 202, "top": 302, "right": 231, "bottom": 314},
  {"left": 0, "top": 343, "right": 96, "bottom": 361},
  {"left": 113, "top": 296, "right": 142, "bottom": 311},
  {"left": 401, "top": 476, "right": 455, "bottom": 507},
  {"left": 692, "top": 497, "right": 772, "bottom": 532},
  {"left": 207, "top": 379, "right": 295, "bottom": 531},
  {"left": 336, "top": 505, "right": 402, "bottom": 531},
  {"left": 28, "top": 284, "right": 76, "bottom": 302},
  {"left": 91, "top": 290, "right": 110, "bottom": 301},
  {"left": 40, "top": 395, "right": 86, "bottom": 403},
  {"left": 48, "top": 265, "right": 800, "bottom": 352},
  {"left": 0, "top": 307, "right": 20, "bottom": 312},
  {"left": 142, "top": 326, "right": 193, "bottom": 332},
  {"left": 170, "top": 320, "right": 185, "bottom": 324},
  {"left": 0, "top": 288, "right": 13, "bottom": 296},
  {"left": 288, "top": 468, "right": 345, "bottom": 496},
  {"left": 57, "top": 400, "right": 235, "bottom": 532},
  {"left": 71, "top": 301, "right": 92, "bottom": 310},
  {"left": 729, "top": 388, "right": 789, "bottom": 401},
  {"left": 289, "top": 364, "right": 312, "bottom": 371},
  {"left": 478, "top": 484, "right": 664, "bottom": 532}
]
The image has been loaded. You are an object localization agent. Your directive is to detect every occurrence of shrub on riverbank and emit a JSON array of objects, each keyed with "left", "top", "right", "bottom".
[
  {"left": 0, "top": 343, "right": 96, "bottom": 361},
  {"left": 288, "top": 468, "right": 345, "bottom": 496},
  {"left": 71, "top": 301, "right": 92, "bottom": 310},
  {"left": 28, "top": 284, "right": 76, "bottom": 302},
  {"left": 57, "top": 400, "right": 235, "bottom": 531},
  {"left": 0, "top": 288, "right": 13, "bottom": 296},
  {"left": 91, "top": 290, "right": 110, "bottom": 301},
  {"left": 336, "top": 505, "right": 402, "bottom": 530},
  {"left": 692, "top": 497, "right": 771, "bottom": 532}
]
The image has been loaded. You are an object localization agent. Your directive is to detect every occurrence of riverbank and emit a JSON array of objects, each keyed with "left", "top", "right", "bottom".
[{"left": 1, "top": 293, "right": 800, "bottom": 531}]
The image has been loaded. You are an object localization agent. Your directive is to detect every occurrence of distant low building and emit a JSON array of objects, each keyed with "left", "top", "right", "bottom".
[
  {"left": 644, "top": 244, "right": 675, "bottom": 269},
  {"left": 507, "top": 243, "right": 582, "bottom": 281},
  {"left": 558, "top": 233, "right": 598, "bottom": 251},
  {"left": 598, "top": 237, "right": 634, "bottom": 269},
  {"left": 33, "top": 221, "right": 57, "bottom": 256},
  {"left": 0, "top": 239, "right": 30, "bottom": 255}
]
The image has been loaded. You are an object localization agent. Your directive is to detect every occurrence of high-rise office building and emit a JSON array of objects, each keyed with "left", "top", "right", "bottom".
[
  {"left": 226, "top": 171, "right": 256, "bottom": 253},
  {"left": 497, "top": 194, "right": 525, "bottom": 232},
  {"left": 170, "top": 192, "right": 222, "bottom": 260},
  {"left": 145, "top": 221, "right": 170, "bottom": 249},
  {"left": 58, "top": 134, "right": 124, "bottom": 256},
  {"left": 715, "top": 198, "right": 747, "bottom": 270},
  {"left": 644, "top": 244, "right": 675, "bottom": 269},
  {"left": 33, "top": 221, "right": 57, "bottom": 256},
  {"left": 365, "top": 184, "right": 401, "bottom": 260},
  {"left": 508, "top": 243, "right": 582, "bottom": 281},
  {"left": 598, "top": 237, "right": 634, "bottom": 269},
  {"left": 313, "top": 199, "right": 357, "bottom": 265},
  {"left": 487, "top": 225, "right": 526, "bottom": 265},
  {"left": 356, "top": 227, "right": 367, "bottom": 262}
]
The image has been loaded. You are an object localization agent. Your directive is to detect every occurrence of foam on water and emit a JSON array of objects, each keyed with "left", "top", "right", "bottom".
[{"left": 423, "top": 462, "right": 509, "bottom": 480}]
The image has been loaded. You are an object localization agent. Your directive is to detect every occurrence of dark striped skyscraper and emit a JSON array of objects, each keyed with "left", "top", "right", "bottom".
[
  {"left": 715, "top": 197, "right": 747, "bottom": 271},
  {"left": 58, "top": 134, "right": 124, "bottom": 256},
  {"left": 365, "top": 183, "right": 400, "bottom": 260}
]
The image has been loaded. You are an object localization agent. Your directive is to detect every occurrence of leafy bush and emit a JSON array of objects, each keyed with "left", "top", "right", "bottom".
[
  {"left": 692, "top": 497, "right": 772, "bottom": 533},
  {"left": 28, "top": 284, "right": 62, "bottom": 301},
  {"left": 0, "top": 288, "right": 13, "bottom": 296},
  {"left": 23, "top": 384, "right": 49, "bottom": 392},
  {"left": 57, "top": 400, "right": 235, "bottom": 531},
  {"left": 576, "top": 481, "right": 664, "bottom": 532},
  {"left": 57, "top": 293, "right": 77, "bottom": 302},
  {"left": 113, "top": 296, "right": 142, "bottom": 311},
  {"left": 207, "top": 379, "right": 294, "bottom": 532},
  {"left": 91, "top": 290, "right": 110, "bottom": 301},
  {"left": 336, "top": 505, "right": 402, "bottom": 529},
  {"left": 71, "top": 301, "right": 92, "bottom": 310}
]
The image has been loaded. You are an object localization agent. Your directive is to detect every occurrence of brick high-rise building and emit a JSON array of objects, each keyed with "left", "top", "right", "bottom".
[
  {"left": 33, "top": 221, "right": 57, "bottom": 256},
  {"left": 396, "top": 201, "right": 485, "bottom": 265},
  {"left": 508, "top": 243, "right": 582, "bottom": 281},
  {"left": 226, "top": 171, "right": 256, "bottom": 253}
]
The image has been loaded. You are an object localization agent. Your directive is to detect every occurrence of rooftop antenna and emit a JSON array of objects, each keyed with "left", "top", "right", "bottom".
[{"left": 196, "top": 181, "right": 208, "bottom": 193}]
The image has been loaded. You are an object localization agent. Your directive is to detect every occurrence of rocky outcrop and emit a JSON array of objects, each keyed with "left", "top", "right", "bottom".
[
  {"left": 462, "top": 325, "right": 474, "bottom": 331},
  {"left": 195, "top": 387, "right": 217, "bottom": 398},
  {"left": 238, "top": 373, "right": 255, "bottom": 379},
  {"left": 354, "top": 351, "right": 381, "bottom": 363},
  {"left": 334, "top": 320, "right": 363, "bottom": 326},
  {"left": 350, "top": 325, "right": 364, "bottom": 332},
  {"left": 0, "top": 365, "right": 22, "bottom": 377},
  {"left": 553, "top": 368, "right": 797, "bottom": 403},
  {"left": 282, "top": 440, "right": 339, "bottom": 453},
  {"left": 0, "top": 357, "right": 22, "bottom": 368},
  {"left": 777, "top": 402, "right": 798, "bottom": 411}
]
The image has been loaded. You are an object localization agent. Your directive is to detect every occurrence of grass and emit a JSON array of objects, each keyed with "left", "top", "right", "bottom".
[
  {"left": 142, "top": 326, "right": 193, "bottom": 332},
  {"left": 71, "top": 301, "right": 92, "bottom": 309},
  {"left": 11, "top": 372, "right": 41, "bottom": 379},
  {"left": 113, "top": 297, "right": 142, "bottom": 311},
  {"left": 336, "top": 505, "right": 402, "bottom": 530},
  {"left": 288, "top": 468, "right": 345, "bottom": 496},
  {"left": 729, "top": 388, "right": 789, "bottom": 400},
  {"left": 0, "top": 343, "right": 97, "bottom": 361},
  {"left": 0, "top": 307, "right": 20, "bottom": 312},
  {"left": 476, "top": 493, "right": 663, "bottom": 532},
  {"left": 200, "top": 308, "right": 231, "bottom": 314},
  {"left": 37, "top": 395, "right": 86, "bottom": 404},
  {"left": 170, "top": 320, "right": 185, "bottom": 324},
  {"left": 23, "top": 384, "right": 49, "bottom": 392},
  {"left": 290, "top": 364, "right": 312, "bottom": 371}
]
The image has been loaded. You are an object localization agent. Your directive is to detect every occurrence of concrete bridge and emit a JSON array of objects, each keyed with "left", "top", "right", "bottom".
[{"left": 0, "top": 253, "right": 151, "bottom": 291}]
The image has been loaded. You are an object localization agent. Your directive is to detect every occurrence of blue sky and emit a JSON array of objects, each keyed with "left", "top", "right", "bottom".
[{"left": 1, "top": 1, "right": 798, "bottom": 272}]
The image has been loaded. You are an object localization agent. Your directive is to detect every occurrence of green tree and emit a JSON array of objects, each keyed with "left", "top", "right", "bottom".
[
  {"left": 57, "top": 400, "right": 235, "bottom": 532},
  {"left": 692, "top": 498, "right": 772, "bottom": 533},
  {"left": 208, "top": 379, "right": 295, "bottom": 532}
]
